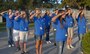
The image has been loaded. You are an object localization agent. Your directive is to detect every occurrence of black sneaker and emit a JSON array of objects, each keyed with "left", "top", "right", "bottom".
[
  {"left": 16, "top": 47, "right": 21, "bottom": 52},
  {"left": 24, "top": 51, "right": 28, "bottom": 54},
  {"left": 21, "top": 51, "right": 24, "bottom": 54},
  {"left": 54, "top": 43, "right": 56, "bottom": 46}
]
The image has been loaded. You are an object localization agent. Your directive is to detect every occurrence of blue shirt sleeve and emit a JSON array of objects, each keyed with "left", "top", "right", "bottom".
[
  {"left": 2, "top": 13, "right": 8, "bottom": 19},
  {"left": 33, "top": 16, "right": 37, "bottom": 22}
]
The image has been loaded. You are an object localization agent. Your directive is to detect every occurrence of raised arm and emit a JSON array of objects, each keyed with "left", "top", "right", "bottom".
[
  {"left": 51, "top": 13, "right": 62, "bottom": 22},
  {"left": 14, "top": 15, "right": 20, "bottom": 20},
  {"left": 30, "top": 13, "right": 36, "bottom": 19},
  {"left": 9, "top": 13, "right": 15, "bottom": 19},
  {"left": 0, "top": 11, "right": 7, "bottom": 16}
]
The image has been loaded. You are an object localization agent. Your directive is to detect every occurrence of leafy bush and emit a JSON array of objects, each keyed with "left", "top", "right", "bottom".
[{"left": 82, "top": 31, "right": 90, "bottom": 54}]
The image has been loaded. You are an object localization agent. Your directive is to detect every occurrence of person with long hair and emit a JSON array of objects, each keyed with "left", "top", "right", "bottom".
[
  {"left": 76, "top": 9, "right": 87, "bottom": 54},
  {"left": 52, "top": 10, "right": 67, "bottom": 54},
  {"left": 18, "top": 11, "right": 30, "bottom": 54},
  {"left": 30, "top": 8, "right": 45, "bottom": 54},
  {"left": 0, "top": 9, "right": 14, "bottom": 47},
  {"left": 65, "top": 8, "right": 75, "bottom": 49}
]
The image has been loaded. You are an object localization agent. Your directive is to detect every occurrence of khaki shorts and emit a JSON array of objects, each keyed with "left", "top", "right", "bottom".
[
  {"left": 19, "top": 31, "right": 28, "bottom": 43},
  {"left": 13, "top": 29, "right": 19, "bottom": 41},
  {"left": 68, "top": 27, "right": 73, "bottom": 38}
]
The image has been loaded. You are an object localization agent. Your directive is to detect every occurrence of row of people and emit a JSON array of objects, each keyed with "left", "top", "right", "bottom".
[{"left": 0, "top": 8, "right": 87, "bottom": 54}]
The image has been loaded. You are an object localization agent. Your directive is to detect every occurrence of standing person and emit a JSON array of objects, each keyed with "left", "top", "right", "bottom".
[
  {"left": 12, "top": 10, "right": 20, "bottom": 51},
  {"left": 52, "top": 9, "right": 59, "bottom": 46},
  {"left": 76, "top": 9, "right": 87, "bottom": 54},
  {"left": 52, "top": 10, "right": 67, "bottom": 54},
  {"left": 30, "top": 8, "right": 45, "bottom": 54},
  {"left": 0, "top": 9, "right": 14, "bottom": 47},
  {"left": 19, "top": 11, "right": 30, "bottom": 54},
  {"left": 43, "top": 10, "right": 52, "bottom": 44},
  {"left": 65, "top": 8, "right": 74, "bottom": 49}
]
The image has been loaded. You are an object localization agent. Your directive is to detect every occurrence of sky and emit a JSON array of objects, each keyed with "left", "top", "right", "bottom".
[{"left": 58, "top": 0, "right": 62, "bottom": 4}]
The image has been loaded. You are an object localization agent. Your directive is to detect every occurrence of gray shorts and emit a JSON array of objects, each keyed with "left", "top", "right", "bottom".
[
  {"left": 34, "top": 35, "right": 44, "bottom": 41},
  {"left": 19, "top": 31, "right": 28, "bottom": 43}
]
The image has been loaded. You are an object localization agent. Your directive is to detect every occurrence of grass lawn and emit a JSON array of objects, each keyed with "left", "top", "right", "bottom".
[{"left": 0, "top": 22, "right": 34, "bottom": 32}]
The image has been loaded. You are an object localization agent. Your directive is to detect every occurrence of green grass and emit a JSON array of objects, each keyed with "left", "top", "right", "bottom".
[
  {"left": 82, "top": 31, "right": 90, "bottom": 54},
  {"left": 0, "top": 22, "right": 34, "bottom": 31},
  {"left": 0, "top": 22, "right": 6, "bottom": 28}
]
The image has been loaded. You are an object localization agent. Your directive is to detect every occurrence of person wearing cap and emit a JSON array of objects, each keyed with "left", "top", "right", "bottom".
[
  {"left": 52, "top": 10, "right": 67, "bottom": 54},
  {"left": 76, "top": 9, "right": 87, "bottom": 54},
  {"left": 65, "top": 8, "right": 75, "bottom": 49},
  {"left": 30, "top": 8, "right": 45, "bottom": 54},
  {"left": 0, "top": 9, "right": 14, "bottom": 47}
]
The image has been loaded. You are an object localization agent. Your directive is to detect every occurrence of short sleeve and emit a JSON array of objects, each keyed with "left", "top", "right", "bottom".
[
  {"left": 33, "top": 16, "right": 37, "bottom": 22},
  {"left": 3, "top": 13, "right": 8, "bottom": 19}
]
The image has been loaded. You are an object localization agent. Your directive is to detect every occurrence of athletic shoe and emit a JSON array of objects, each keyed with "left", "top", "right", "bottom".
[
  {"left": 46, "top": 41, "right": 51, "bottom": 44},
  {"left": 16, "top": 47, "right": 21, "bottom": 52},
  {"left": 67, "top": 45, "right": 71, "bottom": 49},
  {"left": 48, "top": 41, "right": 51, "bottom": 43},
  {"left": 81, "top": 51, "right": 83, "bottom": 54},
  {"left": 12, "top": 44, "right": 14, "bottom": 47},
  {"left": 54, "top": 43, "right": 56, "bottom": 46},
  {"left": 70, "top": 45, "right": 74, "bottom": 48},
  {"left": 8, "top": 45, "right": 11, "bottom": 47}
]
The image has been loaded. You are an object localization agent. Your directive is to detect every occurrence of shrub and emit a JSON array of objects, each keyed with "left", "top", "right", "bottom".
[{"left": 82, "top": 31, "right": 90, "bottom": 54}]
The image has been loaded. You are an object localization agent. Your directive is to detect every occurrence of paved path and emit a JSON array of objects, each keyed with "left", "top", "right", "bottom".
[{"left": 0, "top": 18, "right": 90, "bottom": 54}]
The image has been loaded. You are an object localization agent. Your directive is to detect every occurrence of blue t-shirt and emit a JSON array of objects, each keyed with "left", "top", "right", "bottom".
[
  {"left": 55, "top": 18, "right": 67, "bottom": 42},
  {"left": 19, "top": 17, "right": 30, "bottom": 31},
  {"left": 33, "top": 16, "right": 45, "bottom": 36},
  {"left": 77, "top": 16, "right": 86, "bottom": 35},
  {"left": 13, "top": 16, "right": 20, "bottom": 30},
  {"left": 3, "top": 13, "right": 13, "bottom": 28},
  {"left": 43, "top": 14, "right": 51, "bottom": 28},
  {"left": 65, "top": 15, "right": 74, "bottom": 27}
]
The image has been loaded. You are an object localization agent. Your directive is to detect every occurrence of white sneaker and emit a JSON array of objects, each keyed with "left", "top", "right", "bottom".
[
  {"left": 67, "top": 45, "right": 71, "bottom": 49},
  {"left": 46, "top": 41, "right": 49, "bottom": 44},
  {"left": 70, "top": 45, "right": 74, "bottom": 48},
  {"left": 46, "top": 41, "right": 51, "bottom": 44},
  {"left": 81, "top": 51, "right": 83, "bottom": 54},
  {"left": 12, "top": 44, "right": 14, "bottom": 47},
  {"left": 48, "top": 41, "right": 51, "bottom": 43},
  {"left": 8, "top": 45, "right": 11, "bottom": 47}
]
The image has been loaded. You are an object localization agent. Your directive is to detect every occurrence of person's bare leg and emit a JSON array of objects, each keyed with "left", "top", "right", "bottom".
[
  {"left": 20, "top": 42, "right": 24, "bottom": 53},
  {"left": 67, "top": 28, "right": 71, "bottom": 49},
  {"left": 39, "top": 40, "right": 43, "bottom": 54},
  {"left": 24, "top": 42, "right": 27, "bottom": 52},
  {"left": 36, "top": 40, "right": 39, "bottom": 54},
  {"left": 70, "top": 28, "right": 74, "bottom": 48}
]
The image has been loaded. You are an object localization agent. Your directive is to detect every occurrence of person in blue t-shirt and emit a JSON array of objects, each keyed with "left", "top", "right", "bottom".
[
  {"left": 30, "top": 8, "right": 45, "bottom": 54},
  {"left": 43, "top": 10, "right": 52, "bottom": 44},
  {"left": 12, "top": 10, "right": 21, "bottom": 51},
  {"left": 65, "top": 8, "right": 75, "bottom": 49},
  {"left": 76, "top": 9, "right": 87, "bottom": 54},
  {"left": 0, "top": 9, "right": 14, "bottom": 47},
  {"left": 18, "top": 11, "right": 30, "bottom": 54},
  {"left": 52, "top": 10, "right": 67, "bottom": 54},
  {"left": 51, "top": 9, "right": 59, "bottom": 46}
]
